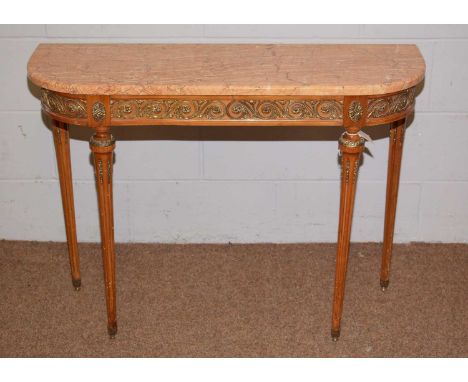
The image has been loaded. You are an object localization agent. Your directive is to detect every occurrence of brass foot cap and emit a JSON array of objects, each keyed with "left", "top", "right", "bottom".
[
  {"left": 380, "top": 279, "right": 390, "bottom": 292},
  {"left": 331, "top": 329, "right": 340, "bottom": 342},
  {"left": 72, "top": 278, "right": 81, "bottom": 292},
  {"left": 108, "top": 323, "right": 118, "bottom": 339}
]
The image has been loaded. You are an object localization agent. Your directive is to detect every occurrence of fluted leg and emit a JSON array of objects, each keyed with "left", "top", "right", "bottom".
[
  {"left": 52, "top": 120, "right": 81, "bottom": 291},
  {"left": 380, "top": 118, "right": 406, "bottom": 291},
  {"left": 331, "top": 132, "right": 365, "bottom": 341},
  {"left": 90, "top": 132, "right": 117, "bottom": 338}
]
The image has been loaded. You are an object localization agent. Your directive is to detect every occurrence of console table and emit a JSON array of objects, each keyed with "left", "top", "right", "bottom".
[{"left": 27, "top": 44, "right": 425, "bottom": 341}]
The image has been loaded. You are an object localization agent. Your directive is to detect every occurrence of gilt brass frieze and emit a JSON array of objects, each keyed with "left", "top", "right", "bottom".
[
  {"left": 110, "top": 98, "right": 343, "bottom": 121},
  {"left": 41, "top": 89, "right": 87, "bottom": 119},
  {"left": 367, "top": 87, "right": 415, "bottom": 119},
  {"left": 40, "top": 88, "right": 416, "bottom": 125}
]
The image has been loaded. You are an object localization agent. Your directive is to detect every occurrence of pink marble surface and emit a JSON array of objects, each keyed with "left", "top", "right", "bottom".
[{"left": 27, "top": 44, "right": 425, "bottom": 96}]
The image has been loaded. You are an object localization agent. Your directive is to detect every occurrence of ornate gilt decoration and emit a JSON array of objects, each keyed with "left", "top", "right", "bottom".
[
  {"left": 90, "top": 134, "right": 115, "bottom": 148},
  {"left": 390, "top": 126, "right": 397, "bottom": 144},
  {"left": 97, "top": 159, "right": 103, "bottom": 184},
  {"left": 368, "top": 87, "right": 415, "bottom": 119},
  {"left": 41, "top": 88, "right": 416, "bottom": 124},
  {"left": 348, "top": 100, "right": 363, "bottom": 122},
  {"left": 41, "top": 89, "right": 87, "bottom": 119},
  {"left": 110, "top": 98, "right": 343, "bottom": 121},
  {"left": 390, "top": 124, "right": 406, "bottom": 147},
  {"left": 54, "top": 126, "right": 61, "bottom": 144},
  {"left": 339, "top": 133, "right": 366, "bottom": 148},
  {"left": 344, "top": 159, "right": 350, "bottom": 183},
  {"left": 353, "top": 159, "right": 360, "bottom": 184},
  {"left": 92, "top": 102, "right": 106, "bottom": 122},
  {"left": 107, "top": 157, "right": 112, "bottom": 184},
  {"left": 399, "top": 129, "right": 405, "bottom": 145}
]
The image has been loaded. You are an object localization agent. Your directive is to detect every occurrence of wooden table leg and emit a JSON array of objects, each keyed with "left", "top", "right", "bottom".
[
  {"left": 331, "top": 132, "right": 365, "bottom": 341},
  {"left": 380, "top": 118, "right": 406, "bottom": 291},
  {"left": 52, "top": 120, "right": 81, "bottom": 291},
  {"left": 89, "top": 131, "right": 117, "bottom": 338}
]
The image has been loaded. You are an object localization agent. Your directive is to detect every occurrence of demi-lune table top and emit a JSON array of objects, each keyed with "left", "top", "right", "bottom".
[{"left": 27, "top": 44, "right": 425, "bottom": 96}]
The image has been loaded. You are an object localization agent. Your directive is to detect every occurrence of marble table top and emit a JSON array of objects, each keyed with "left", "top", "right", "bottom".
[{"left": 28, "top": 44, "right": 425, "bottom": 96}]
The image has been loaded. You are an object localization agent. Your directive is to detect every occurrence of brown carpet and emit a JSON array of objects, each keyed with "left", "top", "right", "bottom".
[{"left": 0, "top": 240, "right": 466, "bottom": 357}]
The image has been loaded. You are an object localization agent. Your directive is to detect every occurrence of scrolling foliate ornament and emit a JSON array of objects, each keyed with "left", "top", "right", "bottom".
[
  {"left": 110, "top": 98, "right": 343, "bottom": 121},
  {"left": 41, "top": 89, "right": 87, "bottom": 119},
  {"left": 226, "top": 99, "right": 343, "bottom": 120},
  {"left": 367, "top": 87, "right": 416, "bottom": 119},
  {"left": 110, "top": 99, "right": 220, "bottom": 120},
  {"left": 316, "top": 100, "right": 343, "bottom": 120}
]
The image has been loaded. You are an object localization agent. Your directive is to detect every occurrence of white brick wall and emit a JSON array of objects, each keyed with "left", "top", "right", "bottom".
[{"left": 1, "top": 25, "right": 467, "bottom": 243}]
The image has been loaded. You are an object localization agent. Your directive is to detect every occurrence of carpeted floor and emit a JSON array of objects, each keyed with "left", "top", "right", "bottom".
[{"left": 0, "top": 240, "right": 466, "bottom": 357}]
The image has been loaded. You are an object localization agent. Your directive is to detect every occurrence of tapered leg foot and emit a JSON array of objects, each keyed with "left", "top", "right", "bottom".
[
  {"left": 52, "top": 121, "right": 81, "bottom": 291},
  {"left": 72, "top": 278, "right": 81, "bottom": 291},
  {"left": 331, "top": 329, "right": 341, "bottom": 342},
  {"left": 108, "top": 322, "right": 118, "bottom": 339},
  {"left": 90, "top": 132, "right": 117, "bottom": 337},
  {"left": 380, "top": 279, "right": 390, "bottom": 292},
  {"left": 331, "top": 131, "right": 365, "bottom": 341},
  {"left": 380, "top": 119, "right": 405, "bottom": 291}
]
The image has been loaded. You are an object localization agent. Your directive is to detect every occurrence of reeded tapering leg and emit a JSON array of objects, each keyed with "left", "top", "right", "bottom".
[
  {"left": 52, "top": 120, "right": 81, "bottom": 291},
  {"left": 380, "top": 118, "right": 406, "bottom": 291},
  {"left": 90, "top": 132, "right": 117, "bottom": 338},
  {"left": 331, "top": 133, "right": 365, "bottom": 341}
]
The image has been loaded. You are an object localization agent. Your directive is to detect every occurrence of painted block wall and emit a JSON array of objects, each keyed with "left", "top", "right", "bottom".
[{"left": 0, "top": 25, "right": 467, "bottom": 243}]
